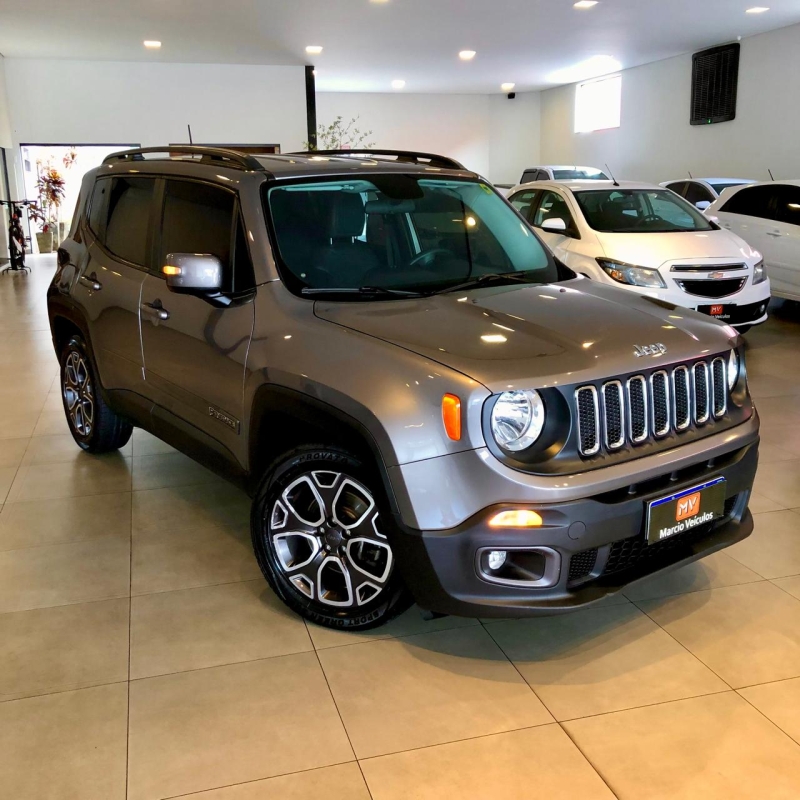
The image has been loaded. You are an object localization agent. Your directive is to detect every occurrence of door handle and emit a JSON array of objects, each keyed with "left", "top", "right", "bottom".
[
  {"left": 766, "top": 231, "right": 782, "bottom": 238},
  {"left": 141, "top": 300, "right": 170, "bottom": 321},
  {"left": 78, "top": 274, "right": 102, "bottom": 291}
]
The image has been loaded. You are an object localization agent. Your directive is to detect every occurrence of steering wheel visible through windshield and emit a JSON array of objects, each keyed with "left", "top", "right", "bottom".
[
  {"left": 574, "top": 189, "right": 715, "bottom": 233},
  {"left": 265, "top": 175, "right": 558, "bottom": 298}
]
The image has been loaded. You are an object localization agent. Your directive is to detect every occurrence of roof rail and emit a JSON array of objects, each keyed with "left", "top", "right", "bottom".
[
  {"left": 102, "top": 146, "right": 265, "bottom": 171},
  {"left": 288, "top": 149, "right": 467, "bottom": 171}
]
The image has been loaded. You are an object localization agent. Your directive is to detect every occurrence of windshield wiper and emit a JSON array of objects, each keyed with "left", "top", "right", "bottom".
[
  {"left": 301, "top": 286, "right": 428, "bottom": 298},
  {"left": 433, "top": 272, "right": 540, "bottom": 295}
]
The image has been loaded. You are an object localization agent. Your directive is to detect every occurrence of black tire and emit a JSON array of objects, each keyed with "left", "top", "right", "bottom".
[
  {"left": 60, "top": 335, "right": 133, "bottom": 453},
  {"left": 251, "top": 445, "right": 412, "bottom": 630}
]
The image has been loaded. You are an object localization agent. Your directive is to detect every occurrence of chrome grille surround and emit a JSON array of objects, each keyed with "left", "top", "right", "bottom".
[
  {"left": 575, "top": 386, "right": 600, "bottom": 457},
  {"left": 575, "top": 357, "right": 729, "bottom": 457}
]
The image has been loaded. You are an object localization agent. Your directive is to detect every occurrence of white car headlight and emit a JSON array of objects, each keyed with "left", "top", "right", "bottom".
[
  {"left": 728, "top": 349, "right": 739, "bottom": 390},
  {"left": 752, "top": 259, "right": 767, "bottom": 285},
  {"left": 491, "top": 390, "right": 545, "bottom": 452},
  {"left": 596, "top": 258, "right": 667, "bottom": 289}
]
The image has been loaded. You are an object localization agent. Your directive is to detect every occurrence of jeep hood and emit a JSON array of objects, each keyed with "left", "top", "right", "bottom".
[
  {"left": 595, "top": 229, "right": 757, "bottom": 269},
  {"left": 314, "top": 279, "right": 737, "bottom": 392}
]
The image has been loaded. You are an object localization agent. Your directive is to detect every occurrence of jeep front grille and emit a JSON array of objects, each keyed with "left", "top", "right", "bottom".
[{"left": 576, "top": 358, "right": 728, "bottom": 457}]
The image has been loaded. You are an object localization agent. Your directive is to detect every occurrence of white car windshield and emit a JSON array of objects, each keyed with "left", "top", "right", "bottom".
[{"left": 574, "top": 189, "right": 715, "bottom": 233}]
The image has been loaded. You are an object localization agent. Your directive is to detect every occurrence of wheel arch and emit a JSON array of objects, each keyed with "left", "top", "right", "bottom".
[{"left": 247, "top": 385, "right": 400, "bottom": 514}]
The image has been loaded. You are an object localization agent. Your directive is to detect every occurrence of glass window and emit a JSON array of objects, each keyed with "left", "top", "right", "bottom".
[
  {"left": 708, "top": 181, "right": 749, "bottom": 195},
  {"left": 774, "top": 185, "right": 800, "bottom": 227},
  {"left": 509, "top": 190, "right": 539, "bottom": 220},
  {"left": 101, "top": 177, "right": 155, "bottom": 266},
  {"left": 719, "top": 185, "right": 775, "bottom": 220},
  {"left": 683, "top": 182, "right": 715, "bottom": 206},
  {"left": 520, "top": 170, "right": 539, "bottom": 184},
  {"left": 574, "top": 189, "right": 713, "bottom": 233},
  {"left": 266, "top": 176, "right": 556, "bottom": 296},
  {"left": 665, "top": 182, "right": 688, "bottom": 198},
  {"left": 533, "top": 190, "right": 574, "bottom": 229},
  {"left": 536, "top": 170, "right": 549, "bottom": 181},
  {"left": 88, "top": 179, "right": 109, "bottom": 237},
  {"left": 159, "top": 180, "right": 236, "bottom": 288},
  {"left": 551, "top": 168, "right": 609, "bottom": 181},
  {"left": 575, "top": 74, "right": 622, "bottom": 133}
]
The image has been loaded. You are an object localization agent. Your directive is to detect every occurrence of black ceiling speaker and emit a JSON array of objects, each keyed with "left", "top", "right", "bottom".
[{"left": 691, "top": 43, "right": 740, "bottom": 126}]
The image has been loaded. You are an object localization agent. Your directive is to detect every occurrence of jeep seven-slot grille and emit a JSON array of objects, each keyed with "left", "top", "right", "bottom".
[{"left": 575, "top": 358, "right": 728, "bottom": 457}]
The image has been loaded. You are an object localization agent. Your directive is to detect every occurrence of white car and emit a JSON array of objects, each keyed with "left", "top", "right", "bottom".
[
  {"left": 520, "top": 165, "right": 608, "bottom": 184},
  {"left": 507, "top": 179, "right": 770, "bottom": 331},
  {"left": 660, "top": 178, "right": 755, "bottom": 210},
  {"left": 706, "top": 181, "right": 800, "bottom": 301}
]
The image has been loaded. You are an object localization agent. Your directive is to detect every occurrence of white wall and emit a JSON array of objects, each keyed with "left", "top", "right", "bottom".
[
  {"left": 0, "top": 57, "right": 12, "bottom": 149},
  {"left": 488, "top": 92, "right": 540, "bottom": 185},
  {"left": 2, "top": 59, "right": 307, "bottom": 172},
  {"left": 316, "top": 91, "right": 491, "bottom": 176},
  {"left": 540, "top": 23, "right": 800, "bottom": 183}
]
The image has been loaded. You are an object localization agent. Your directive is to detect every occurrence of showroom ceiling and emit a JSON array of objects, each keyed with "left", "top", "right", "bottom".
[{"left": 1, "top": 0, "right": 799, "bottom": 93}]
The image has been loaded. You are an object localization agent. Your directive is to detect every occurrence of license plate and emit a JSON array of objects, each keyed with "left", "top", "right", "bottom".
[
  {"left": 698, "top": 304, "right": 732, "bottom": 320},
  {"left": 645, "top": 478, "right": 727, "bottom": 545}
]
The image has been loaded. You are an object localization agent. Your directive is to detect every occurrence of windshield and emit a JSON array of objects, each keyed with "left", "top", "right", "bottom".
[
  {"left": 574, "top": 189, "right": 714, "bottom": 233},
  {"left": 552, "top": 168, "right": 608, "bottom": 180},
  {"left": 708, "top": 181, "right": 749, "bottom": 195},
  {"left": 266, "top": 176, "right": 557, "bottom": 296}
]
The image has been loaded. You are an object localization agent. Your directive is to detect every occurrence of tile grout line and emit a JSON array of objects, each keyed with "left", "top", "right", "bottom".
[
  {"left": 125, "top": 476, "right": 133, "bottom": 800},
  {"left": 478, "top": 620, "right": 620, "bottom": 799},
  {"left": 309, "top": 646, "right": 375, "bottom": 800},
  {"left": 734, "top": 688, "right": 800, "bottom": 751}
]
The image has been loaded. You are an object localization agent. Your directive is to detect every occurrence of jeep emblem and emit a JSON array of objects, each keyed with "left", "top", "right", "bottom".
[{"left": 633, "top": 343, "right": 667, "bottom": 358}]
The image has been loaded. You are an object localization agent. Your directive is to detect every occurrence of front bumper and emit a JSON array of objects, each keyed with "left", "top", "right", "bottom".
[{"left": 392, "top": 437, "right": 758, "bottom": 618}]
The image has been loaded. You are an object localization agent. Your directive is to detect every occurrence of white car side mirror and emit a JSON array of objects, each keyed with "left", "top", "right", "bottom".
[
  {"left": 707, "top": 215, "right": 720, "bottom": 224},
  {"left": 696, "top": 200, "right": 712, "bottom": 211},
  {"left": 541, "top": 217, "right": 567, "bottom": 232}
]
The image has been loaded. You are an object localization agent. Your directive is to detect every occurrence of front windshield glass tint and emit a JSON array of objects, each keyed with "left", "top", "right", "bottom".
[
  {"left": 574, "top": 189, "right": 714, "bottom": 233},
  {"left": 267, "top": 176, "right": 555, "bottom": 294},
  {"left": 552, "top": 168, "right": 608, "bottom": 180}
]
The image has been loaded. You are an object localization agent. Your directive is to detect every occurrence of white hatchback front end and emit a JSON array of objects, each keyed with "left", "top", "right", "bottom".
[{"left": 506, "top": 180, "right": 771, "bottom": 331}]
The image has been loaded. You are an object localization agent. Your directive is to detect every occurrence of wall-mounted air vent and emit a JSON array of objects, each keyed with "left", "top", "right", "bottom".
[{"left": 691, "top": 43, "right": 740, "bottom": 126}]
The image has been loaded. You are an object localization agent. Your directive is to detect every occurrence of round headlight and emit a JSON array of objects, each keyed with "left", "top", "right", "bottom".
[
  {"left": 490, "top": 390, "right": 545, "bottom": 452},
  {"left": 728, "top": 349, "right": 739, "bottom": 391}
]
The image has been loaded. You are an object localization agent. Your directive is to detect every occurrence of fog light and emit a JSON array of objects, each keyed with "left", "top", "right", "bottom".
[{"left": 487, "top": 550, "right": 507, "bottom": 570}]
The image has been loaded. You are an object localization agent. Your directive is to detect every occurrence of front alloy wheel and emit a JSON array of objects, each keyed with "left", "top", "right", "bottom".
[{"left": 252, "top": 447, "right": 411, "bottom": 629}]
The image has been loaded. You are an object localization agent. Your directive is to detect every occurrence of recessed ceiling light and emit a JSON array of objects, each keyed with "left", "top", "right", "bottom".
[
  {"left": 746, "top": 6, "right": 769, "bottom": 12},
  {"left": 501, "top": 82, "right": 516, "bottom": 92},
  {"left": 305, "top": 45, "right": 323, "bottom": 54},
  {"left": 369, "top": 0, "right": 390, "bottom": 3},
  {"left": 459, "top": 50, "right": 477, "bottom": 61},
  {"left": 574, "top": 1, "right": 599, "bottom": 8},
  {"left": 143, "top": 40, "right": 161, "bottom": 49},
  {"left": 392, "top": 79, "right": 406, "bottom": 89}
]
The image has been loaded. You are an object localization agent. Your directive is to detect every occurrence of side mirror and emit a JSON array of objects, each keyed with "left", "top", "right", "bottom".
[
  {"left": 541, "top": 217, "right": 568, "bottom": 232},
  {"left": 708, "top": 215, "right": 720, "bottom": 224},
  {"left": 162, "top": 253, "right": 223, "bottom": 293},
  {"left": 696, "top": 200, "right": 712, "bottom": 211}
]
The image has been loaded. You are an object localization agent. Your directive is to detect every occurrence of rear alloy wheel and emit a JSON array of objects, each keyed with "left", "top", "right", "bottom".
[
  {"left": 252, "top": 447, "right": 411, "bottom": 629},
  {"left": 60, "top": 335, "right": 133, "bottom": 453}
]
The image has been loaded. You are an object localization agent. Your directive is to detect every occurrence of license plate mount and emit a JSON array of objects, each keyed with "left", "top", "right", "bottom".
[{"left": 645, "top": 478, "right": 727, "bottom": 545}]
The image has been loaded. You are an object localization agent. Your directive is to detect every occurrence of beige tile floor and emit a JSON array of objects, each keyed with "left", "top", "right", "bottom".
[{"left": 2, "top": 256, "right": 800, "bottom": 798}]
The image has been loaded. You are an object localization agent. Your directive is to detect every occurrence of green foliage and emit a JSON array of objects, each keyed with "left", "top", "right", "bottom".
[{"left": 304, "top": 115, "right": 375, "bottom": 151}]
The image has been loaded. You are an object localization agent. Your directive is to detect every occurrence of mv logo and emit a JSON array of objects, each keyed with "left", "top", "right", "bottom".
[{"left": 676, "top": 492, "right": 701, "bottom": 522}]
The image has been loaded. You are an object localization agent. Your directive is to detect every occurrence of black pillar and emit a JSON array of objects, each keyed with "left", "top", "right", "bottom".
[{"left": 305, "top": 66, "right": 317, "bottom": 150}]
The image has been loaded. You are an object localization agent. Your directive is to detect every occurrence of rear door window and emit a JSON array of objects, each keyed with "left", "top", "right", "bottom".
[
  {"left": 665, "top": 181, "right": 687, "bottom": 198},
  {"left": 508, "top": 190, "right": 539, "bottom": 221},
  {"left": 532, "top": 190, "right": 574, "bottom": 229},
  {"left": 774, "top": 185, "right": 800, "bottom": 227},
  {"left": 720, "top": 186, "right": 776, "bottom": 220},
  {"left": 683, "top": 182, "right": 715, "bottom": 206},
  {"left": 89, "top": 176, "right": 155, "bottom": 267}
]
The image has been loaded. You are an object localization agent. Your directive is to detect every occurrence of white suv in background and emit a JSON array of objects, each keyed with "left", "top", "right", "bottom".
[
  {"left": 520, "top": 165, "right": 608, "bottom": 183},
  {"left": 706, "top": 181, "right": 800, "bottom": 301},
  {"left": 508, "top": 180, "right": 770, "bottom": 331},
  {"left": 660, "top": 178, "right": 755, "bottom": 210}
]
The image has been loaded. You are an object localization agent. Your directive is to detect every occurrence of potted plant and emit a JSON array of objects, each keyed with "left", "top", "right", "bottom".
[{"left": 30, "top": 162, "right": 66, "bottom": 253}]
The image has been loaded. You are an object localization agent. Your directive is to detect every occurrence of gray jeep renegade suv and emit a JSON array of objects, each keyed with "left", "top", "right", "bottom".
[{"left": 48, "top": 146, "right": 759, "bottom": 629}]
